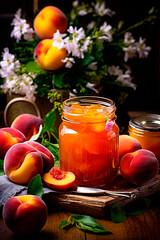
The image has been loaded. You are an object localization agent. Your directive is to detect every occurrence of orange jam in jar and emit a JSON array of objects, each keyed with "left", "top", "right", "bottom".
[
  {"left": 59, "top": 96, "right": 119, "bottom": 186},
  {"left": 128, "top": 114, "right": 160, "bottom": 160}
]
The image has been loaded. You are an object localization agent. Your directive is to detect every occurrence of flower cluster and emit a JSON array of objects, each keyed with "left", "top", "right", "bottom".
[{"left": 0, "top": 0, "right": 157, "bottom": 104}]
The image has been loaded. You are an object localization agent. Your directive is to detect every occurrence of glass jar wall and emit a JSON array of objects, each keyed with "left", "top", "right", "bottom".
[{"left": 59, "top": 96, "right": 119, "bottom": 187}]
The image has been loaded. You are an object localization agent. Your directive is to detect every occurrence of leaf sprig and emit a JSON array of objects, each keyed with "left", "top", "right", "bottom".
[{"left": 59, "top": 215, "right": 112, "bottom": 235}]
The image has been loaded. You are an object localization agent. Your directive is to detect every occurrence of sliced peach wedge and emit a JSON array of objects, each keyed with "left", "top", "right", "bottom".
[{"left": 42, "top": 167, "right": 76, "bottom": 191}]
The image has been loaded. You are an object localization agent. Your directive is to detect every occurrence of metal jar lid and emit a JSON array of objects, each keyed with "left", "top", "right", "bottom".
[{"left": 129, "top": 114, "right": 160, "bottom": 132}]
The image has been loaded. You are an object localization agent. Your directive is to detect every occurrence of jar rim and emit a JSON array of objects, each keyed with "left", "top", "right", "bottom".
[
  {"left": 63, "top": 96, "right": 115, "bottom": 109},
  {"left": 63, "top": 96, "right": 116, "bottom": 122}
]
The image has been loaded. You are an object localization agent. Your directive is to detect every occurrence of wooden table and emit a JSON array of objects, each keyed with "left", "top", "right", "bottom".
[
  {"left": 1, "top": 190, "right": 160, "bottom": 240},
  {"left": 1, "top": 109, "right": 160, "bottom": 239}
]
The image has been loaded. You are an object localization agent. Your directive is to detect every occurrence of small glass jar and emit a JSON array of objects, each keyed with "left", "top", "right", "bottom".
[
  {"left": 59, "top": 96, "right": 119, "bottom": 187},
  {"left": 128, "top": 114, "right": 160, "bottom": 160}
]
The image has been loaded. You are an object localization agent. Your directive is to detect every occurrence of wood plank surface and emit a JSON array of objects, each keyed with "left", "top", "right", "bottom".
[{"left": 44, "top": 174, "right": 160, "bottom": 218}]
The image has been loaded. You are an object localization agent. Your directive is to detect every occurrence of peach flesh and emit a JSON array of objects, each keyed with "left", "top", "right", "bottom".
[{"left": 43, "top": 167, "right": 75, "bottom": 190}]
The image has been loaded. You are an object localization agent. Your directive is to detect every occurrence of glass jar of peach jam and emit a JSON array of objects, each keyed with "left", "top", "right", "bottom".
[
  {"left": 128, "top": 114, "right": 160, "bottom": 161},
  {"left": 59, "top": 96, "right": 119, "bottom": 186}
]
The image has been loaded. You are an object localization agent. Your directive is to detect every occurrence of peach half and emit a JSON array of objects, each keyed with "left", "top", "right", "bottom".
[
  {"left": 0, "top": 127, "right": 26, "bottom": 159},
  {"left": 119, "top": 134, "right": 142, "bottom": 161},
  {"left": 34, "top": 39, "right": 67, "bottom": 71},
  {"left": 3, "top": 195, "right": 48, "bottom": 234},
  {"left": 43, "top": 167, "right": 75, "bottom": 190},
  {"left": 120, "top": 149, "right": 159, "bottom": 186},
  {"left": 11, "top": 113, "right": 44, "bottom": 140},
  {"left": 34, "top": 6, "right": 68, "bottom": 39}
]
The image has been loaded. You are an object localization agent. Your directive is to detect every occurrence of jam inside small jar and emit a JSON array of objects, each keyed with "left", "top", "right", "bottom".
[{"left": 59, "top": 96, "right": 119, "bottom": 187}]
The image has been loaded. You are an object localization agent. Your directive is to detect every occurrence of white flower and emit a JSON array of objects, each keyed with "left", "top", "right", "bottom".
[
  {"left": 124, "top": 32, "right": 135, "bottom": 45},
  {"left": 0, "top": 48, "right": 20, "bottom": 78},
  {"left": 10, "top": 8, "right": 35, "bottom": 42},
  {"left": 67, "top": 26, "right": 85, "bottom": 42},
  {"left": 136, "top": 37, "right": 151, "bottom": 58},
  {"left": 88, "top": 62, "right": 98, "bottom": 71},
  {"left": 52, "top": 30, "right": 66, "bottom": 49},
  {"left": 99, "top": 22, "right": 112, "bottom": 42},
  {"left": 80, "top": 37, "right": 92, "bottom": 52},
  {"left": 86, "top": 82, "right": 99, "bottom": 93},
  {"left": 87, "top": 21, "right": 96, "bottom": 30},
  {"left": 63, "top": 37, "right": 78, "bottom": 55},
  {"left": 78, "top": 10, "right": 88, "bottom": 16},
  {"left": 62, "top": 57, "right": 75, "bottom": 68},
  {"left": 94, "top": 1, "right": 115, "bottom": 17},
  {"left": 117, "top": 70, "right": 137, "bottom": 90},
  {"left": 123, "top": 45, "right": 137, "bottom": 62},
  {"left": 72, "top": 0, "right": 79, "bottom": 7},
  {"left": 23, "top": 28, "right": 35, "bottom": 41},
  {"left": 108, "top": 65, "right": 123, "bottom": 76}
]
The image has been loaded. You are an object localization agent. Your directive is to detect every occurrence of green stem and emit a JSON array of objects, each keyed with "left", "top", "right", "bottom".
[{"left": 116, "top": 15, "right": 157, "bottom": 37}]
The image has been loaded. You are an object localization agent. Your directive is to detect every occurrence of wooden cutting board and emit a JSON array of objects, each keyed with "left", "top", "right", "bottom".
[{"left": 43, "top": 174, "right": 160, "bottom": 218}]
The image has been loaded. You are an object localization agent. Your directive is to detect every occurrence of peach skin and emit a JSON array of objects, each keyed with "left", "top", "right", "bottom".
[
  {"left": 120, "top": 149, "right": 159, "bottom": 186},
  {"left": 43, "top": 167, "right": 75, "bottom": 190},
  {"left": 0, "top": 127, "right": 26, "bottom": 159},
  {"left": 34, "top": 39, "right": 67, "bottom": 70},
  {"left": 119, "top": 135, "right": 142, "bottom": 161},
  {"left": 34, "top": 6, "right": 67, "bottom": 39},
  {"left": 4, "top": 142, "right": 43, "bottom": 185},
  {"left": 3, "top": 195, "right": 48, "bottom": 234},
  {"left": 11, "top": 113, "right": 44, "bottom": 140},
  {"left": 25, "top": 141, "right": 54, "bottom": 172}
]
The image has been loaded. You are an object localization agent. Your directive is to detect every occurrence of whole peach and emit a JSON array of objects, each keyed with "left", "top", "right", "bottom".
[
  {"left": 34, "top": 6, "right": 68, "bottom": 39},
  {"left": 119, "top": 135, "right": 142, "bottom": 161},
  {"left": 3, "top": 195, "right": 48, "bottom": 234},
  {"left": 11, "top": 113, "right": 44, "bottom": 141},
  {"left": 4, "top": 142, "right": 43, "bottom": 185},
  {"left": 34, "top": 39, "right": 67, "bottom": 71},
  {"left": 120, "top": 149, "right": 159, "bottom": 185},
  {"left": 0, "top": 128, "right": 26, "bottom": 159},
  {"left": 26, "top": 140, "right": 54, "bottom": 172}
]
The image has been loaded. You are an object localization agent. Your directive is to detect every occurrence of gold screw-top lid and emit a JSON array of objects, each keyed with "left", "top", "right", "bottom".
[{"left": 129, "top": 114, "right": 160, "bottom": 132}]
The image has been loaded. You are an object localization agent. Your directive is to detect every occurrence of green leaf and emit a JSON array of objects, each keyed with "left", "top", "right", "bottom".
[
  {"left": 52, "top": 72, "right": 66, "bottom": 88},
  {"left": 59, "top": 219, "right": 74, "bottom": 229},
  {"left": 111, "top": 203, "right": 126, "bottom": 223},
  {"left": 42, "top": 108, "right": 56, "bottom": 133},
  {"left": 124, "top": 198, "right": 151, "bottom": 216},
  {"left": 75, "top": 221, "right": 111, "bottom": 234},
  {"left": 71, "top": 215, "right": 105, "bottom": 229},
  {"left": 44, "top": 143, "right": 59, "bottom": 165},
  {"left": 81, "top": 54, "right": 95, "bottom": 66},
  {"left": 71, "top": 215, "right": 112, "bottom": 235},
  {"left": 0, "top": 159, "right": 4, "bottom": 176},
  {"left": 26, "top": 61, "right": 42, "bottom": 73},
  {"left": 27, "top": 174, "right": 43, "bottom": 198}
]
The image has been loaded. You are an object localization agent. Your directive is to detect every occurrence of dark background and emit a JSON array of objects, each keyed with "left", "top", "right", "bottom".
[{"left": 0, "top": 0, "right": 160, "bottom": 112}]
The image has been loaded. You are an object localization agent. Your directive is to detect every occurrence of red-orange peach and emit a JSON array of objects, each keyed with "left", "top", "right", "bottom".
[
  {"left": 120, "top": 149, "right": 159, "bottom": 185},
  {"left": 43, "top": 167, "right": 75, "bottom": 190},
  {"left": 34, "top": 6, "right": 68, "bottom": 39},
  {"left": 0, "top": 127, "right": 26, "bottom": 159},
  {"left": 4, "top": 142, "right": 43, "bottom": 185},
  {"left": 34, "top": 39, "right": 67, "bottom": 71},
  {"left": 26, "top": 140, "right": 54, "bottom": 172},
  {"left": 3, "top": 195, "right": 48, "bottom": 234},
  {"left": 11, "top": 113, "right": 44, "bottom": 140},
  {"left": 119, "top": 135, "right": 142, "bottom": 161}
]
